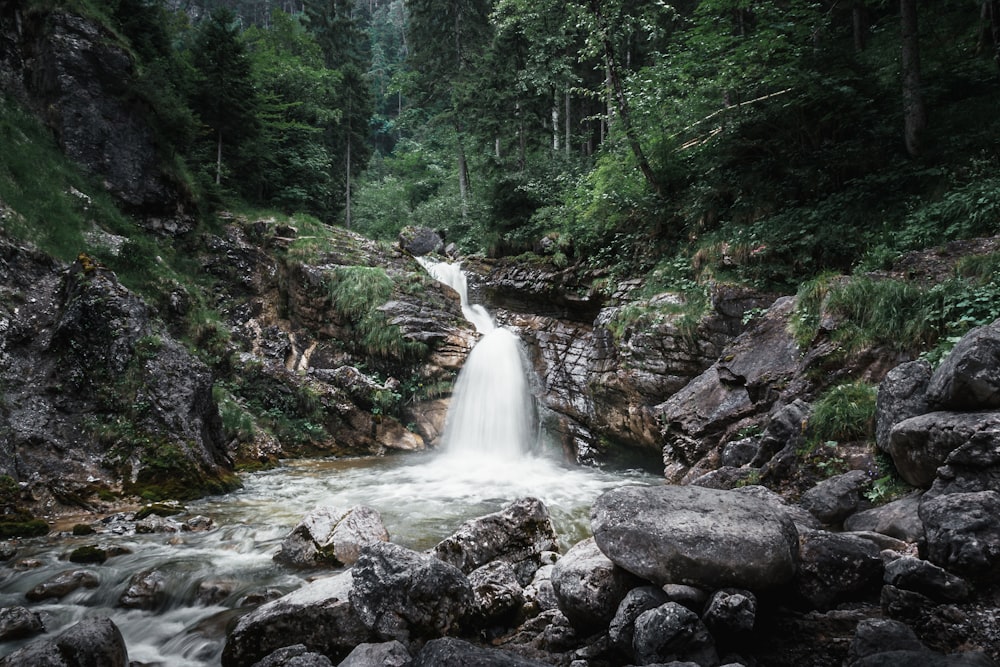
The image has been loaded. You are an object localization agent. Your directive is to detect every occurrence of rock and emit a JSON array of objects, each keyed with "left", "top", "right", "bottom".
[
  {"left": 927, "top": 319, "right": 1000, "bottom": 410},
  {"left": 799, "top": 469, "right": 871, "bottom": 525},
  {"left": 608, "top": 586, "right": 670, "bottom": 657},
  {"left": 875, "top": 360, "right": 932, "bottom": 451},
  {"left": 880, "top": 584, "right": 935, "bottom": 623},
  {"left": 929, "top": 427, "right": 1000, "bottom": 497},
  {"left": 720, "top": 437, "right": 758, "bottom": 467},
  {"left": 337, "top": 640, "right": 411, "bottom": 667},
  {"left": 701, "top": 588, "right": 757, "bottom": 637},
  {"left": 25, "top": 569, "right": 99, "bottom": 601},
  {"left": 274, "top": 505, "right": 389, "bottom": 568},
  {"left": 523, "top": 561, "right": 559, "bottom": 614},
  {"left": 551, "top": 537, "right": 638, "bottom": 633},
  {"left": 847, "top": 618, "right": 926, "bottom": 664},
  {"left": 222, "top": 571, "right": 372, "bottom": 667},
  {"left": 0, "top": 606, "right": 45, "bottom": 641},
  {"left": 632, "top": 602, "right": 719, "bottom": 667},
  {"left": 843, "top": 491, "right": 924, "bottom": 542},
  {"left": 118, "top": 569, "right": 167, "bottom": 610},
  {"left": 250, "top": 644, "right": 335, "bottom": 667},
  {"left": 349, "top": 541, "right": 472, "bottom": 644},
  {"left": 0, "top": 616, "right": 128, "bottom": 667},
  {"left": 853, "top": 650, "right": 997, "bottom": 666},
  {"left": 410, "top": 636, "right": 551, "bottom": 666},
  {"left": 795, "top": 532, "right": 883, "bottom": 610},
  {"left": 887, "top": 412, "right": 1000, "bottom": 487},
  {"left": 467, "top": 560, "right": 524, "bottom": 629},
  {"left": 433, "top": 497, "right": 559, "bottom": 585},
  {"left": 919, "top": 491, "right": 1000, "bottom": 577},
  {"left": 751, "top": 399, "right": 812, "bottom": 468},
  {"left": 734, "top": 484, "right": 821, "bottom": 530},
  {"left": 399, "top": 226, "right": 444, "bottom": 256},
  {"left": 883, "top": 556, "right": 970, "bottom": 603},
  {"left": 591, "top": 485, "right": 799, "bottom": 591},
  {"left": 196, "top": 579, "right": 237, "bottom": 606}
]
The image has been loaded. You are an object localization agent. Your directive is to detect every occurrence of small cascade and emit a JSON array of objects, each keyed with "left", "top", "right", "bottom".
[{"left": 417, "top": 256, "right": 535, "bottom": 459}]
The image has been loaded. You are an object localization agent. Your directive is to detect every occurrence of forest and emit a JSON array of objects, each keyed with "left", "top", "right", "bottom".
[{"left": 4, "top": 0, "right": 1000, "bottom": 356}]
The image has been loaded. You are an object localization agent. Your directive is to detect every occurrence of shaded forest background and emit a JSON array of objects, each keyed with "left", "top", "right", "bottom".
[{"left": 4, "top": 0, "right": 1000, "bottom": 321}]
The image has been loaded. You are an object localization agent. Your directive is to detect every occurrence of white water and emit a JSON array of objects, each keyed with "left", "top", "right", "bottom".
[
  {"left": 0, "top": 259, "right": 658, "bottom": 665},
  {"left": 416, "top": 256, "right": 495, "bottom": 333}
]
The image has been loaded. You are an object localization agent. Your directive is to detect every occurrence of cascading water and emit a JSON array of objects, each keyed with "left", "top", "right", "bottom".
[{"left": 416, "top": 257, "right": 535, "bottom": 460}]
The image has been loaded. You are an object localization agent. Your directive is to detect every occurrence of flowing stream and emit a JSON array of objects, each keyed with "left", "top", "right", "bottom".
[{"left": 0, "top": 259, "right": 656, "bottom": 665}]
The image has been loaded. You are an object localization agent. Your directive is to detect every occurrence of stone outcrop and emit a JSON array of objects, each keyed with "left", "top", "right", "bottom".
[
  {"left": 0, "top": 616, "right": 129, "bottom": 667},
  {"left": 274, "top": 505, "right": 389, "bottom": 568}
]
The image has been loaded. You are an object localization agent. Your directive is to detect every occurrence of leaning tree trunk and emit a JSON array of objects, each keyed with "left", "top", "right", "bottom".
[{"left": 901, "top": 0, "right": 926, "bottom": 157}]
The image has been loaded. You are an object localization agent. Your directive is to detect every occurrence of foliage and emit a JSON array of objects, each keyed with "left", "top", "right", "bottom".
[
  {"left": 865, "top": 451, "right": 914, "bottom": 506},
  {"left": 806, "top": 381, "right": 878, "bottom": 449}
]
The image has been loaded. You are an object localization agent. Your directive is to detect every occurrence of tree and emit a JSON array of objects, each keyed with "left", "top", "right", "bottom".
[
  {"left": 189, "top": 8, "right": 260, "bottom": 187},
  {"left": 901, "top": 0, "right": 926, "bottom": 157}
]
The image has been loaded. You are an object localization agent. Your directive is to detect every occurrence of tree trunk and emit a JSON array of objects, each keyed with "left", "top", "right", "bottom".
[
  {"left": 455, "top": 121, "right": 470, "bottom": 219},
  {"left": 852, "top": 2, "right": 868, "bottom": 52},
  {"left": 980, "top": 0, "right": 1000, "bottom": 68},
  {"left": 215, "top": 130, "right": 222, "bottom": 185},
  {"left": 345, "top": 139, "right": 352, "bottom": 229},
  {"left": 565, "top": 89, "right": 571, "bottom": 156},
  {"left": 901, "top": 0, "right": 926, "bottom": 157}
]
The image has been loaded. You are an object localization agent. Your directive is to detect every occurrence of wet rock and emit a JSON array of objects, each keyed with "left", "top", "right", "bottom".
[
  {"left": 0, "top": 616, "right": 128, "bottom": 667},
  {"left": 196, "top": 579, "right": 237, "bottom": 606},
  {"left": 887, "top": 412, "right": 1000, "bottom": 487},
  {"left": 433, "top": 497, "right": 559, "bottom": 585},
  {"left": 349, "top": 541, "right": 472, "bottom": 644},
  {"left": 701, "top": 588, "right": 757, "bottom": 637},
  {"left": 919, "top": 491, "right": 1000, "bottom": 577},
  {"left": 275, "top": 505, "right": 389, "bottom": 568},
  {"left": 410, "top": 636, "right": 551, "bottom": 666},
  {"left": 25, "top": 569, "right": 99, "bottom": 601},
  {"left": 875, "top": 360, "right": 932, "bottom": 451},
  {"left": 398, "top": 226, "right": 444, "bottom": 256},
  {"left": 799, "top": 469, "right": 871, "bottom": 525},
  {"left": 68, "top": 545, "right": 107, "bottom": 564},
  {"left": 608, "top": 586, "right": 670, "bottom": 657},
  {"left": 467, "top": 560, "right": 524, "bottom": 629},
  {"left": 795, "top": 532, "right": 883, "bottom": 610},
  {"left": 847, "top": 618, "right": 926, "bottom": 664},
  {"left": 591, "top": 485, "right": 799, "bottom": 591},
  {"left": 222, "top": 570, "right": 372, "bottom": 667},
  {"left": 883, "top": 556, "right": 970, "bottom": 603},
  {"left": 550, "top": 537, "right": 639, "bottom": 633},
  {"left": 337, "top": 640, "right": 411, "bottom": 667},
  {"left": 843, "top": 491, "right": 924, "bottom": 542},
  {"left": 852, "top": 650, "right": 997, "bottom": 666},
  {"left": 118, "top": 569, "right": 167, "bottom": 610},
  {"left": 751, "top": 399, "right": 812, "bottom": 468},
  {"left": 926, "top": 318, "right": 1000, "bottom": 410},
  {"left": 0, "top": 606, "right": 45, "bottom": 641},
  {"left": 250, "top": 644, "right": 334, "bottom": 667},
  {"left": 632, "top": 602, "right": 718, "bottom": 667},
  {"left": 929, "top": 427, "right": 1000, "bottom": 497},
  {"left": 733, "top": 484, "right": 821, "bottom": 531},
  {"left": 522, "top": 557, "right": 559, "bottom": 614}
]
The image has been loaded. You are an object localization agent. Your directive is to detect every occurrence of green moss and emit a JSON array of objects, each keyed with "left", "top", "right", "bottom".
[
  {"left": 0, "top": 519, "right": 48, "bottom": 538},
  {"left": 69, "top": 545, "right": 108, "bottom": 564},
  {"left": 71, "top": 523, "right": 95, "bottom": 535},
  {"left": 135, "top": 502, "right": 183, "bottom": 520}
]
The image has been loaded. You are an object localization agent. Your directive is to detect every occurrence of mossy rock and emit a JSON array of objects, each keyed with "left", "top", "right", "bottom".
[
  {"left": 69, "top": 545, "right": 108, "bottom": 564},
  {"left": 0, "top": 519, "right": 49, "bottom": 538},
  {"left": 72, "top": 523, "right": 96, "bottom": 535},
  {"left": 135, "top": 502, "right": 184, "bottom": 520}
]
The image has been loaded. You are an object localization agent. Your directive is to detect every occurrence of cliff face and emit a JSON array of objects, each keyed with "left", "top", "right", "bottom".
[{"left": 0, "top": 3, "right": 192, "bottom": 229}]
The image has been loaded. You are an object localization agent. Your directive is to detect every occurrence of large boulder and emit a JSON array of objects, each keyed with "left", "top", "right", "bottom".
[
  {"left": 843, "top": 491, "right": 924, "bottom": 542},
  {"left": 632, "top": 602, "right": 719, "bottom": 667},
  {"left": 432, "top": 497, "right": 559, "bottom": 585},
  {"left": 591, "top": 485, "right": 799, "bottom": 591},
  {"left": 349, "top": 542, "right": 473, "bottom": 644},
  {"left": 883, "top": 556, "right": 970, "bottom": 603},
  {"left": 222, "top": 570, "right": 372, "bottom": 667},
  {"left": 0, "top": 617, "right": 128, "bottom": 667},
  {"left": 798, "top": 469, "right": 871, "bottom": 525},
  {"left": 25, "top": 569, "right": 99, "bottom": 601},
  {"left": 795, "top": 532, "right": 884, "bottom": 610},
  {"left": 466, "top": 561, "right": 524, "bottom": 629},
  {"left": 608, "top": 586, "right": 671, "bottom": 657},
  {"left": 875, "top": 360, "right": 932, "bottom": 451},
  {"left": 337, "top": 641, "right": 411, "bottom": 667},
  {"left": 929, "top": 427, "right": 1000, "bottom": 497},
  {"left": 409, "top": 637, "right": 551, "bottom": 667},
  {"left": 926, "top": 319, "right": 1000, "bottom": 410},
  {"left": 550, "top": 537, "right": 638, "bottom": 633},
  {"left": 0, "top": 606, "right": 45, "bottom": 641},
  {"left": 274, "top": 505, "right": 389, "bottom": 568},
  {"left": 886, "top": 412, "right": 1000, "bottom": 487},
  {"left": 919, "top": 491, "right": 1000, "bottom": 577}
]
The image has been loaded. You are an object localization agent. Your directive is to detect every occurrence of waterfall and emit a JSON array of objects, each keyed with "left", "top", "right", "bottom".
[{"left": 417, "top": 257, "right": 535, "bottom": 459}]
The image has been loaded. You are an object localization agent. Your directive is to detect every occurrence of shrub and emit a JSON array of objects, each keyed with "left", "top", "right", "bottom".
[{"left": 807, "top": 381, "right": 877, "bottom": 448}]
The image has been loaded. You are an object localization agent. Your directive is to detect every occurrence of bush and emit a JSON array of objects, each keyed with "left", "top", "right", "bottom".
[{"left": 807, "top": 381, "right": 877, "bottom": 448}]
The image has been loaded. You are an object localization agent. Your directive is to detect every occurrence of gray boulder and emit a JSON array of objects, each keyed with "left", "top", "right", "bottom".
[
  {"left": 632, "top": 602, "right": 719, "bottom": 667},
  {"left": 522, "top": 561, "right": 559, "bottom": 614},
  {"left": 591, "top": 485, "right": 799, "bottom": 591},
  {"left": 410, "top": 637, "right": 550, "bottom": 666},
  {"left": 398, "top": 226, "right": 444, "bottom": 256},
  {"left": 274, "top": 505, "right": 389, "bottom": 568},
  {"left": 847, "top": 618, "right": 926, "bottom": 664},
  {"left": 349, "top": 541, "right": 472, "bottom": 644},
  {"left": 222, "top": 570, "right": 372, "bottom": 667},
  {"left": 929, "top": 427, "right": 1000, "bottom": 497},
  {"left": 920, "top": 490, "right": 1000, "bottom": 576},
  {"left": 337, "top": 640, "right": 411, "bottom": 667},
  {"left": 927, "top": 318, "right": 1000, "bottom": 410},
  {"left": 25, "top": 569, "right": 99, "bottom": 602},
  {"left": 467, "top": 560, "right": 524, "bottom": 628},
  {"left": 250, "top": 645, "right": 334, "bottom": 667},
  {"left": 118, "top": 568, "right": 167, "bottom": 610},
  {"left": 0, "top": 606, "right": 45, "bottom": 641},
  {"left": 887, "top": 412, "right": 1000, "bottom": 487},
  {"left": 433, "top": 497, "right": 559, "bottom": 585},
  {"left": 551, "top": 537, "right": 638, "bottom": 633},
  {"left": 608, "top": 586, "right": 671, "bottom": 657},
  {"left": 843, "top": 491, "right": 924, "bottom": 542},
  {"left": 0, "top": 617, "right": 128, "bottom": 667},
  {"left": 796, "top": 531, "right": 883, "bottom": 610},
  {"left": 799, "top": 469, "right": 871, "bottom": 525},
  {"left": 701, "top": 588, "right": 757, "bottom": 637},
  {"left": 875, "top": 360, "right": 932, "bottom": 451},
  {"left": 883, "top": 556, "right": 970, "bottom": 603}
]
